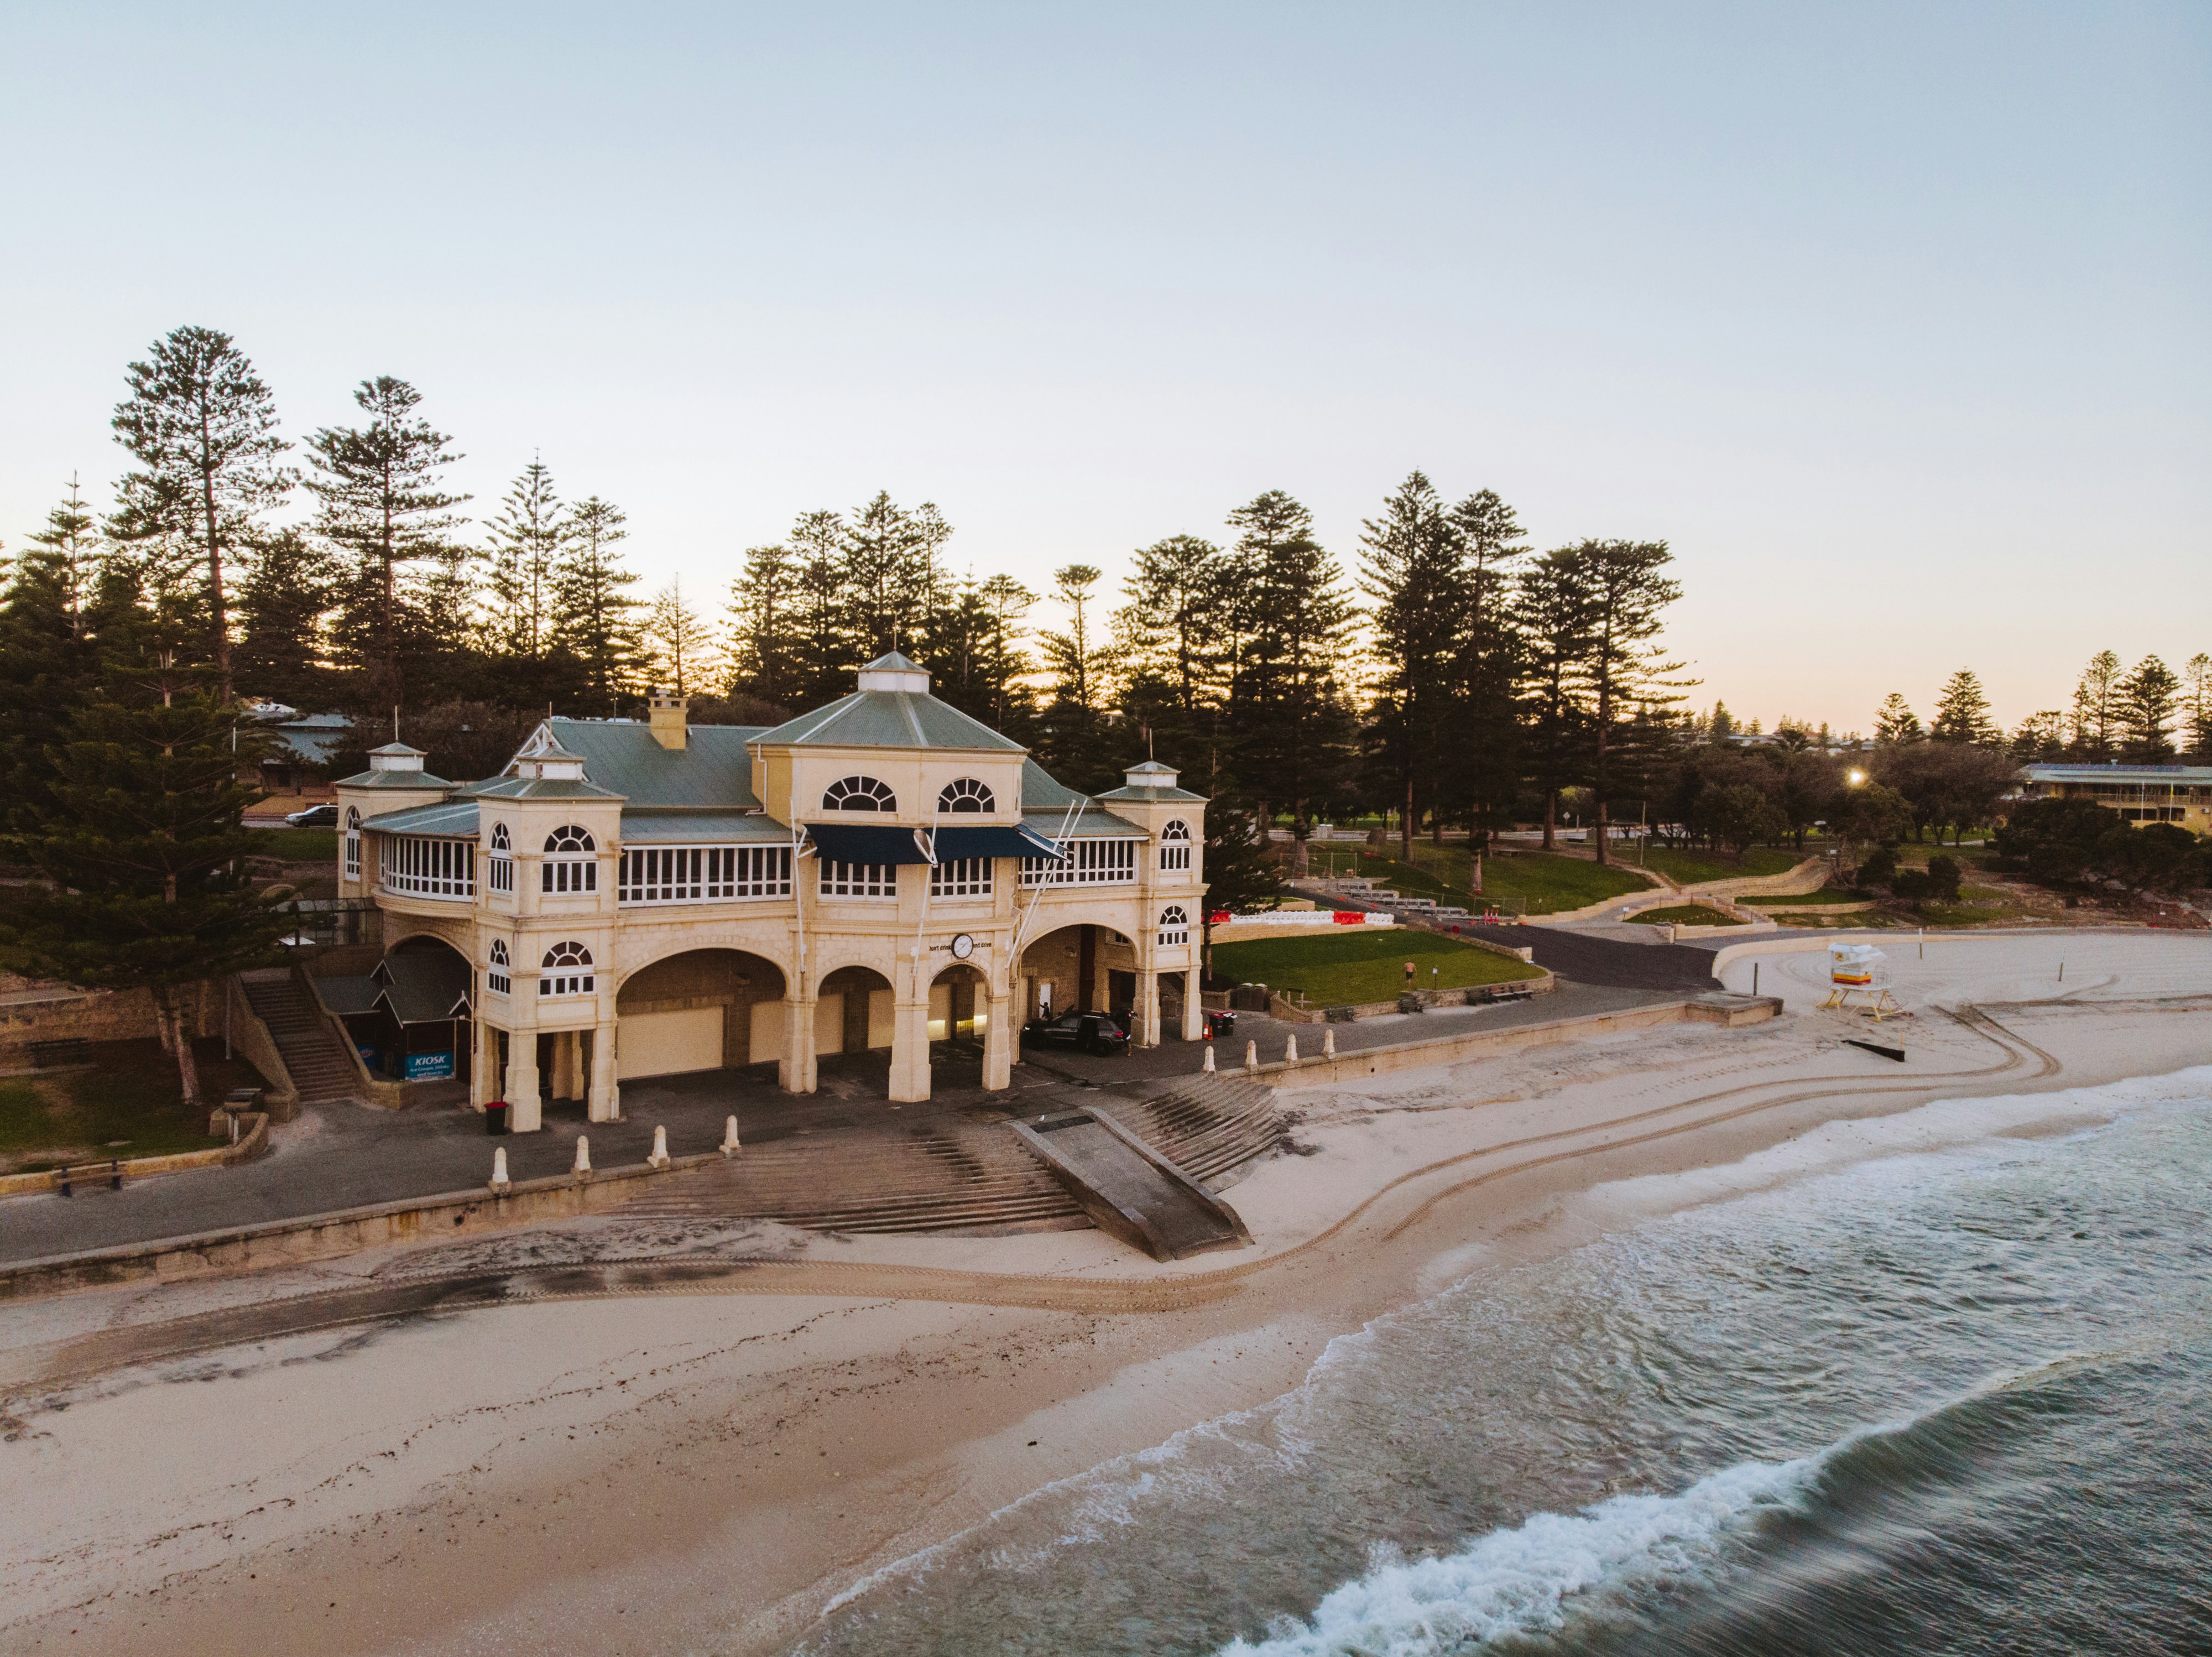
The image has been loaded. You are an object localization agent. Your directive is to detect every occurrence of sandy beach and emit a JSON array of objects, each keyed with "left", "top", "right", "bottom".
[{"left": 2, "top": 930, "right": 2205, "bottom": 1657}]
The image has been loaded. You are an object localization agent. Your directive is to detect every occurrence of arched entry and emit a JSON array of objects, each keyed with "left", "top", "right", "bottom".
[
  {"left": 816, "top": 963, "right": 894, "bottom": 1057},
  {"left": 334, "top": 934, "right": 473, "bottom": 1086},
  {"left": 615, "top": 949, "right": 787, "bottom": 1081},
  {"left": 930, "top": 962, "right": 987, "bottom": 1046},
  {"left": 1018, "top": 923, "right": 1136, "bottom": 1023}
]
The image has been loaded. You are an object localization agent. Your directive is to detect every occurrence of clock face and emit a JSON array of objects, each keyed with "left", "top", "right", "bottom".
[{"left": 951, "top": 932, "right": 974, "bottom": 960}]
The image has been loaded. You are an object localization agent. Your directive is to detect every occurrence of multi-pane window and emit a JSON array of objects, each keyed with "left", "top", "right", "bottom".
[
  {"left": 380, "top": 836, "right": 476, "bottom": 899},
  {"left": 931, "top": 856, "right": 993, "bottom": 898},
  {"left": 619, "top": 845, "right": 792, "bottom": 904},
  {"left": 1020, "top": 838, "right": 1139, "bottom": 887},
  {"left": 937, "top": 777, "right": 995, "bottom": 813},
  {"left": 542, "top": 824, "right": 597, "bottom": 894},
  {"left": 343, "top": 808, "right": 361, "bottom": 878},
  {"left": 820, "top": 859, "right": 896, "bottom": 899},
  {"left": 487, "top": 939, "right": 510, "bottom": 996},
  {"left": 822, "top": 775, "right": 896, "bottom": 812},
  {"left": 540, "top": 941, "right": 594, "bottom": 997},
  {"left": 1159, "top": 818, "right": 1192, "bottom": 872},
  {"left": 488, "top": 822, "right": 514, "bottom": 893},
  {"left": 1159, "top": 904, "right": 1190, "bottom": 947}
]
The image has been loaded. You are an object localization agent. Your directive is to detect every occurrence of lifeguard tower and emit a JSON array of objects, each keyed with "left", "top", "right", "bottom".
[{"left": 1819, "top": 942, "right": 1904, "bottom": 1020}]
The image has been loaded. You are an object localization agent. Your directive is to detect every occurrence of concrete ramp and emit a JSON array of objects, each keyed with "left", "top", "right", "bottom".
[{"left": 1010, "top": 1108, "right": 1253, "bottom": 1261}]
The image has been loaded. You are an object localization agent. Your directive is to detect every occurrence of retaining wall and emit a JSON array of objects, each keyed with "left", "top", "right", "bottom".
[{"left": 0, "top": 1112, "right": 270, "bottom": 1200}]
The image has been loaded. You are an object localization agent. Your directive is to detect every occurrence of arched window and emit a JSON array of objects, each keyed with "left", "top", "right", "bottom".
[
  {"left": 937, "top": 777, "right": 994, "bottom": 814},
  {"left": 542, "top": 825, "right": 597, "bottom": 894},
  {"left": 343, "top": 807, "right": 361, "bottom": 878},
  {"left": 822, "top": 775, "right": 896, "bottom": 812},
  {"left": 540, "top": 941, "right": 594, "bottom": 997},
  {"left": 487, "top": 822, "right": 514, "bottom": 894},
  {"left": 1159, "top": 818, "right": 1192, "bottom": 873},
  {"left": 491, "top": 823, "right": 511, "bottom": 851},
  {"left": 1159, "top": 905, "right": 1190, "bottom": 947},
  {"left": 486, "top": 938, "right": 510, "bottom": 996}
]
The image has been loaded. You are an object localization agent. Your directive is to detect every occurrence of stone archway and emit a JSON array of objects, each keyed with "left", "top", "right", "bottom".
[
  {"left": 1016, "top": 923, "right": 1135, "bottom": 1023},
  {"left": 366, "top": 934, "right": 474, "bottom": 1087},
  {"left": 815, "top": 963, "right": 894, "bottom": 1057},
  {"left": 929, "top": 962, "right": 988, "bottom": 1046},
  {"left": 614, "top": 948, "right": 787, "bottom": 1081}
]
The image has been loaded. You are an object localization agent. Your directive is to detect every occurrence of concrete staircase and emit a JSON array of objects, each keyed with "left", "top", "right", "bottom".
[
  {"left": 237, "top": 969, "right": 363, "bottom": 1105},
  {"left": 618, "top": 1074, "right": 1285, "bottom": 1238}
]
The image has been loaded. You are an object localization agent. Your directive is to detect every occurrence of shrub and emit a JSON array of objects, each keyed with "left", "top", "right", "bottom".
[
  {"left": 1925, "top": 854, "right": 1961, "bottom": 901},
  {"left": 1892, "top": 868, "right": 1931, "bottom": 902},
  {"left": 1859, "top": 846, "right": 1898, "bottom": 885}
]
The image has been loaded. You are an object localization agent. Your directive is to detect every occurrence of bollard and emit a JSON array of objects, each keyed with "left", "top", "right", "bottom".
[
  {"left": 1323, "top": 1026, "right": 1336, "bottom": 1059},
  {"left": 573, "top": 1135, "right": 591, "bottom": 1175},
  {"left": 649, "top": 1125, "right": 671, "bottom": 1169},
  {"left": 721, "top": 1115, "right": 741, "bottom": 1156},
  {"left": 1202, "top": 1043, "right": 1216, "bottom": 1073},
  {"left": 490, "top": 1147, "right": 511, "bottom": 1194},
  {"left": 1285, "top": 1033, "right": 1298, "bottom": 1063},
  {"left": 1245, "top": 1039, "right": 1258, "bottom": 1073}
]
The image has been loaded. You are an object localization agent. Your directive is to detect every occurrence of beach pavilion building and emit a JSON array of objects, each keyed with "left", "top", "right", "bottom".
[{"left": 332, "top": 654, "right": 1209, "bottom": 1130}]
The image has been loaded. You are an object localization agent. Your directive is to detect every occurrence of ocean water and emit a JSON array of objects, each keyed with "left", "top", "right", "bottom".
[{"left": 789, "top": 1069, "right": 2212, "bottom": 1657}]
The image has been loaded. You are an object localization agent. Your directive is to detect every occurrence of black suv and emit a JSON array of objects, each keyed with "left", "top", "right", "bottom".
[{"left": 1020, "top": 1010, "right": 1131, "bottom": 1056}]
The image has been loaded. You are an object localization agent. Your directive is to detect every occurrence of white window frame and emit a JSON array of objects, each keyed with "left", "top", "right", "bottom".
[
  {"left": 930, "top": 856, "right": 994, "bottom": 898},
  {"left": 542, "top": 824, "right": 597, "bottom": 894},
  {"left": 539, "top": 941, "right": 594, "bottom": 997},
  {"left": 487, "top": 939, "right": 510, "bottom": 996},
  {"left": 822, "top": 775, "right": 896, "bottom": 812},
  {"left": 488, "top": 822, "right": 514, "bottom": 894},
  {"left": 1159, "top": 904, "right": 1190, "bottom": 947},
  {"left": 1021, "top": 838, "right": 1140, "bottom": 887},
  {"left": 379, "top": 835, "right": 476, "bottom": 900},
  {"left": 1159, "top": 818, "right": 1192, "bottom": 873},
  {"left": 343, "top": 808, "right": 361, "bottom": 878},
  {"left": 619, "top": 844, "right": 792, "bottom": 905},
  {"left": 937, "top": 777, "right": 995, "bottom": 814},
  {"left": 819, "top": 859, "right": 896, "bottom": 899}
]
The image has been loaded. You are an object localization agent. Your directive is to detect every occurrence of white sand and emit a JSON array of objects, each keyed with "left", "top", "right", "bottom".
[{"left": 1, "top": 929, "right": 2204, "bottom": 1655}]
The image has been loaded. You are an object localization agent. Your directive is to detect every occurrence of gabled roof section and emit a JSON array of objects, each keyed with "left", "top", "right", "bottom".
[
  {"left": 465, "top": 774, "right": 624, "bottom": 801},
  {"left": 753, "top": 691, "right": 1024, "bottom": 753},
  {"left": 1019, "top": 757, "right": 1086, "bottom": 812},
  {"left": 374, "top": 951, "right": 473, "bottom": 1024},
  {"left": 536, "top": 718, "right": 766, "bottom": 808}
]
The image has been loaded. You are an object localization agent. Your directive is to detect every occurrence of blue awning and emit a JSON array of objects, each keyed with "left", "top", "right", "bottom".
[
  {"left": 804, "top": 822, "right": 935, "bottom": 865},
  {"left": 931, "top": 822, "right": 1064, "bottom": 861}
]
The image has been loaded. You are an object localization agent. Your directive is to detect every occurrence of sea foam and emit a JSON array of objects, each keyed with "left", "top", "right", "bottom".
[{"left": 1218, "top": 1452, "right": 1824, "bottom": 1656}]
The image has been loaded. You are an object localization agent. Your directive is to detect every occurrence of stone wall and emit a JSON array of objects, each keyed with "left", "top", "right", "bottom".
[{"left": 0, "top": 978, "right": 220, "bottom": 1065}]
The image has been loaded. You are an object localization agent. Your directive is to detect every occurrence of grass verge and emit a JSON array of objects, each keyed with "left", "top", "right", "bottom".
[
  {"left": 1624, "top": 904, "right": 1748, "bottom": 927},
  {"left": 253, "top": 826, "right": 338, "bottom": 862},
  {"left": 1330, "top": 846, "right": 1649, "bottom": 915},
  {"left": 1641, "top": 845, "right": 1813, "bottom": 884},
  {"left": 1210, "top": 930, "right": 1543, "bottom": 1007},
  {"left": 0, "top": 1038, "right": 269, "bottom": 1174}
]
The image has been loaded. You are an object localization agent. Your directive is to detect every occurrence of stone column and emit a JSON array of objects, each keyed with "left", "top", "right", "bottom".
[
  {"left": 469, "top": 1020, "right": 498, "bottom": 1108},
  {"left": 587, "top": 1017, "right": 620, "bottom": 1122},
  {"left": 1135, "top": 968, "right": 1161, "bottom": 1048},
  {"left": 505, "top": 1032, "right": 542, "bottom": 1133},
  {"left": 888, "top": 957, "right": 932, "bottom": 1103},
  {"left": 780, "top": 991, "right": 817, "bottom": 1094},
  {"left": 981, "top": 975, "right": 1014, "bottom": 1091},
  {"left": 1181, "top": 967, "right": 1206, "bottom": 1040}
]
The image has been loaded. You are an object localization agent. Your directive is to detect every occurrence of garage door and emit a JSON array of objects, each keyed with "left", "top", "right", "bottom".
[{"left": 618, "top": 1007, "right": 724, "bottom": 1080}]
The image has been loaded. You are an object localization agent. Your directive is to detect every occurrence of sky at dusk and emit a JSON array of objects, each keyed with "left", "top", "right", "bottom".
[{"left": 2, "top": 3, "right": 2205, "bottom": 734}]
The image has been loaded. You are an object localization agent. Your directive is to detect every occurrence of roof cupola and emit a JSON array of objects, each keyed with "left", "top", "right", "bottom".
[
  {"left": 855, "top": 651, "right": 931, "bottom": 693},
  {"left": 367, "top": 742, "right": 427, "bottom": 774}
]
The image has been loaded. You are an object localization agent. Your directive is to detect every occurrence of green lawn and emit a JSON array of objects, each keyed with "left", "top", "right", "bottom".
[
  {"left": 1210, "top": 930, "right": 1543, "bottom": 1008},
  {"left": 1327, "top": 845, "right": 1650, "bottom": 915},
  {"left": 253, "top": 826, "right": 338, "bottom": 862},
  {"left": 1625, "top": 904, "right": 1749, "bottom": 927},
  {"left": 1641, "top": 845, "right": 1814, "bottom": 885},
  {"left": 0, "top": 1038, "right": 268, "bottom": 1174},
  {"left": 1738, "top": 889, "right": 1870, "bottom": 908}
]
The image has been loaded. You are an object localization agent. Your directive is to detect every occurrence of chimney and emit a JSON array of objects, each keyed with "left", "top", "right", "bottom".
[{"left": 649, "top": 689, "right": 688, "bottom": 751}]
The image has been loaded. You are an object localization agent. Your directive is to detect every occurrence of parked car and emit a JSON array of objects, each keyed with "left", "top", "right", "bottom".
[
  {"left": 1020, "top": 1010, "right": 1131, "bottom": 1056},
  {"left": 285, "top": 803, "right": 339, "bottom": 827},
  {"left": 1202, "top": 1008, "right": 1237, "bottom": 1039}
]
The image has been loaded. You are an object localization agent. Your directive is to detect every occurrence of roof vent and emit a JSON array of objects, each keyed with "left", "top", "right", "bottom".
[
  {"left": 1123, "top": 759, "right": 1179, "bottom": 790},
  {"left": 857, "top": 651, "right": 930, "bottom": 694},
  {"left": 367, "top": 742, "right": 426, "bottom": 773}
]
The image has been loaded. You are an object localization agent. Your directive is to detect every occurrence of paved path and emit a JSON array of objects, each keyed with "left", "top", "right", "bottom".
[{"left": 1471, "top": 924, "right": 1724, "bottom": 992}]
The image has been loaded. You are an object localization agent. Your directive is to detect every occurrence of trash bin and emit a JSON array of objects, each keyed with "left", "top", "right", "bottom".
[{"left": 486, "top": 1102, "right": 509, "bottom": 1135}]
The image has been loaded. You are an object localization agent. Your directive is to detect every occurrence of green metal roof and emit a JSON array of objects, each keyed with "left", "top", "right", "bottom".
[
  {"left": 1020, "top": 757, "right": 1086, "bottom": 811},
  {"left": 465, "top": 774, "right": 625, "bottom": 801},
  {"left": 1095, "top": 783, "right": 1209, "bottom": 804},
  {"left": 359, "top": 801, "right": 481, "bottom": 836},
  {"left": 333, "top": 768, "right": 453, "bottom": 790},
  {"left": 753, "top": 691, "right": 1024, "bottom": 753},
  {"left": 538, "top": 719, "right": 767, "bottom": 806},
  {"left": 1024, "top": 807, "right": 1147, "bottom": 839},
  {"left": 619, "top": 809, "right": 793, "bottom": 843}
]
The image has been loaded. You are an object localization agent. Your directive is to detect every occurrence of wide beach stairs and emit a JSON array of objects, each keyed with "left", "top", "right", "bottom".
[
  {"left": 617, "top": 1072, "right": 1282, "bottom": 1239},
  {"left": 237, "top": 968, "right": 363, "bottom": 1106}
]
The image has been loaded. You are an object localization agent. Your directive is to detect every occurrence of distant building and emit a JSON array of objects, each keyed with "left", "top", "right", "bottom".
[
  {"left": 2016, "top": 764, "right": 2212, "bottom": 832},
  {"left": 331, "top": 654, "right": 1209, "bottom": 1130}
]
